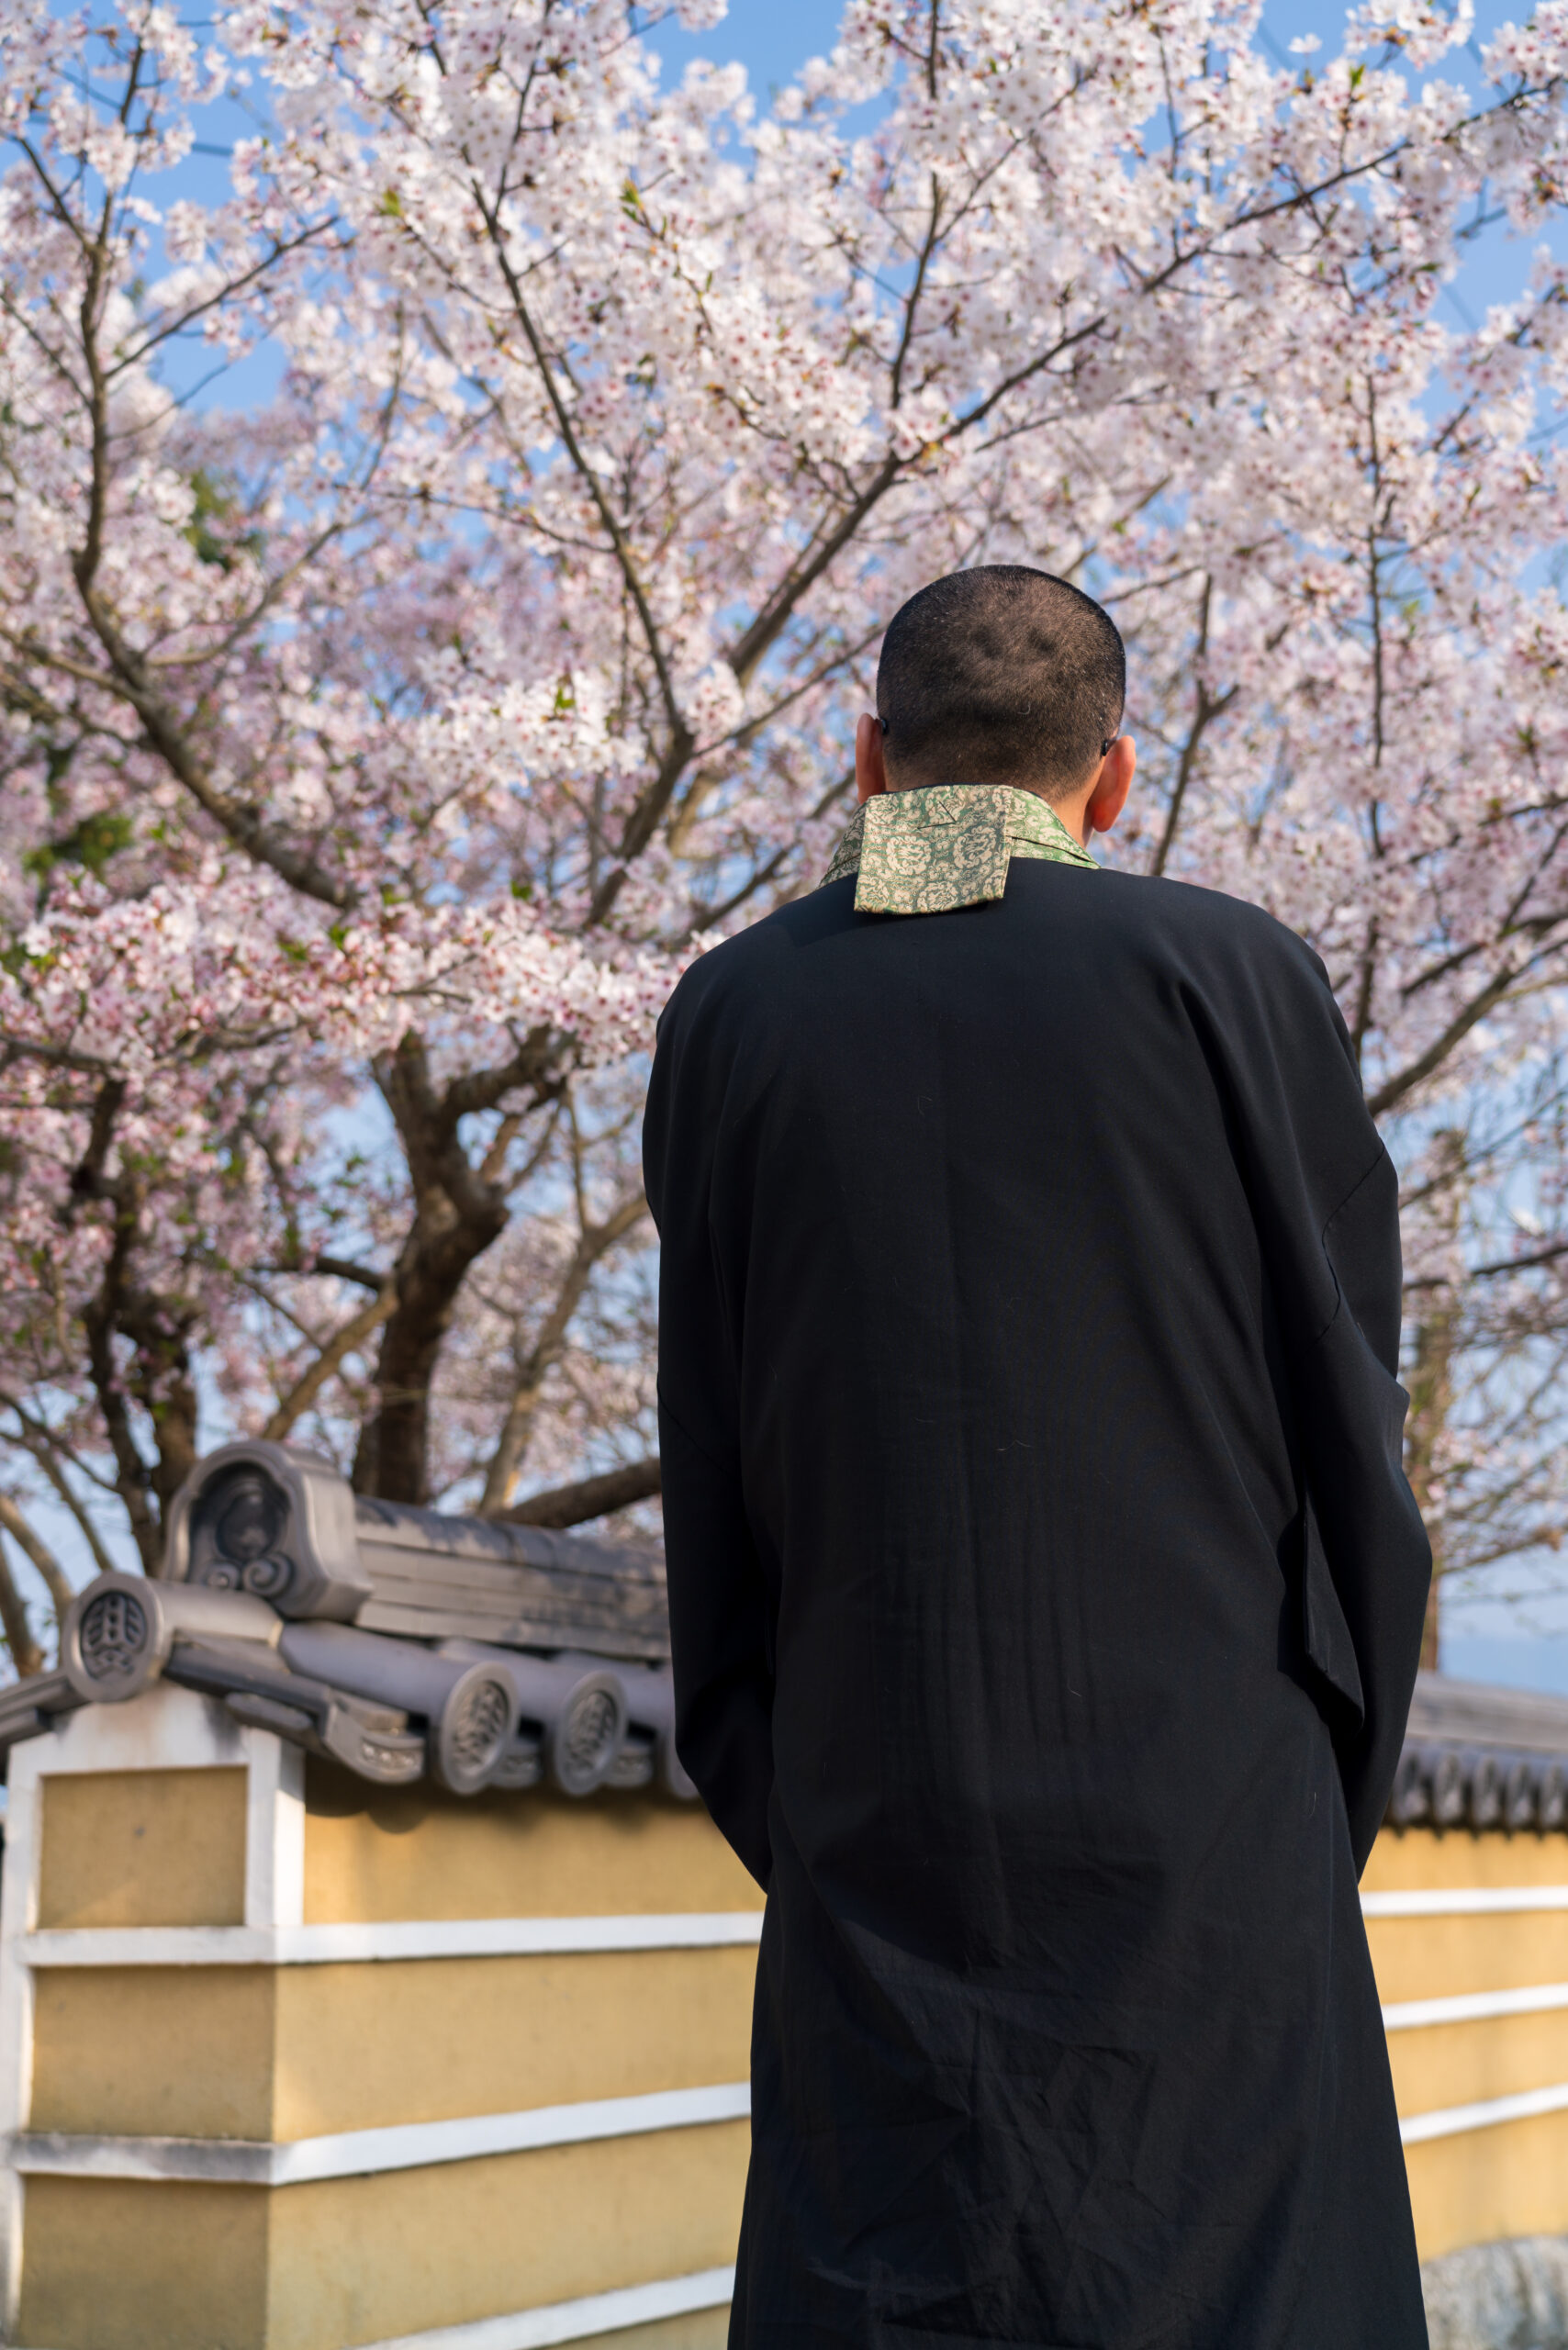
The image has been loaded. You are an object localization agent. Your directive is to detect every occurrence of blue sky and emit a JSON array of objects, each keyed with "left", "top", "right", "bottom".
[
  {"left": 642, "top": 0, "right": 1560, "bottom": 329},
  {"left": 136, "top": 0, "right": 1564, "bottom": 450}
]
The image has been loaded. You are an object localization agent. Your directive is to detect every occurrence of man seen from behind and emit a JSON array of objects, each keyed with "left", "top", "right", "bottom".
[{"left": 644, "top": 566, "right": 1432, "bottom": 2350}]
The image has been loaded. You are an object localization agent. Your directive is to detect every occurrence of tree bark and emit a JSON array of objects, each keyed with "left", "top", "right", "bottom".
[
  {"left": 498, "top": 1456, "right": 662, "bottom": 1529},
  {"left": 1406, "top": 1305, "right": 1456, "bottom": 1671},
  {"left": 354, "top": 1195, "right": 508, "bottom": 1505},
  {"left": 0, "top": 1494, "right": 75, "bottom": 1628},
  {"left": 0, "top": 1539, "right": 45, "bottom": 1677},
  {"left": 1417, "top": 1564, "right": 1440, "bottom": 1674},
  {"left": 353, "top": 1031, "right": 555, "bottom": 1505},
  {"left": 1404, "top": 1136, "right": 1464, "bottom": 1674},
  {"left": 119, "top": 1290, "right": 200, "bottom": 1546},
  {"left": 81, "top": 1230, "right": 164, "bottom": 1576}
]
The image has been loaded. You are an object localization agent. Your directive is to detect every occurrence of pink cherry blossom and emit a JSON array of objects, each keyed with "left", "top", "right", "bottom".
[{"left": 4, "top": 0, "right": 1568, "bottom": 1661}]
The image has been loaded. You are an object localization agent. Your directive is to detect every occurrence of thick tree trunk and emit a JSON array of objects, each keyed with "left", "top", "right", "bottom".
[
  {"left": 121, "top": 1293, "right": 200, "bottom": 1552},
  {"left": 1418, "top": 1572, "right": 1440, "bottom": 1674},
  {"left": 1401, "top": 1315, "right": 1466, "bottom": 1682},
  {"left": 353, "top": 1032, "right": 532, "bottom": 1505},
  {"left": 70, "top": 1080, "right": 196, "bottom": 1573},
  {"left": 353, "top": 1199, "right": 506, "bottom": 1504},
  {"left": 1406, "top": 1311, "right": 1455, "bottom": 1672},
  {"left": 83, "top": 1263, "right": 163, "bottom": 1576},
  {"left": 1403, "top": 1135, "right": 1465, "bottom": 1676}
]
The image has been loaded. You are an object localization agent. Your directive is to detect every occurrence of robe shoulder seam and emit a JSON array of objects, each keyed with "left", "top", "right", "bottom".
[{"left": 1311, "top": 1142, "right": 1394, "bottom": 1346}]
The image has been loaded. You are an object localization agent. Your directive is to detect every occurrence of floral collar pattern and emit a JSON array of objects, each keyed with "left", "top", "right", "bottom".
[{"left": 819, "top": 783, "right": 1098, "bottom": 914}]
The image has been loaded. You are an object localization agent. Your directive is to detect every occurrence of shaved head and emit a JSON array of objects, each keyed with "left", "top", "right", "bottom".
[{"left": 877, "top": 566, "right": 1126, "bottom": 800}]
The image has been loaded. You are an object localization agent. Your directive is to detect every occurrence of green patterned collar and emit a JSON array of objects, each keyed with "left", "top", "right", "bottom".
[{"left": 820, "top": 783, "right": 1097, "bottom": 915}]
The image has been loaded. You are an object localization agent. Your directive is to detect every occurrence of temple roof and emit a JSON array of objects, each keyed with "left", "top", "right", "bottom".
[
  {"left": 0, "top": 1440, "right": 688, "bottom": 1806},
  {"left": 1389, "top": 1671, "right": 1568, "bottom": 1834}
]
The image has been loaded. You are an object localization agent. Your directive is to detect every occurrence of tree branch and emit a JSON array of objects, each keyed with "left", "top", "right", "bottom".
[
  {"left": 1, "top": 1419, "right": 118, "bottom": 1579},
  {"left": 262, "top": 1253, "right": 390, "bottom": 1292},
  {"left": 263, "top": 1283, "right": 399, "bottom": 1443},
  {"left": 0, "top": 1493, "right": 75, "bottom": 1628},
  {"left": 0, "top": 1539, "right": 45, "bottom": 1678},
  {"left": 477, "top": 1175, "right": 647, "bottom": 1516},
  {"left": 1148, "top": 579, "right": 1236, "bottom": 878},
  {"left": 1366, "top": 966, "right": 1518, "bottom": 1118},
  {"left": 497, "top": 1455, "right": 662, "bottom": 1529}
]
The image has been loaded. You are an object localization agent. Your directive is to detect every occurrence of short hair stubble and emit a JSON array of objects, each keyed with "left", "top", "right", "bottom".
[{"left": 876, "top": 566, "right": 1126, "bottom": 799}]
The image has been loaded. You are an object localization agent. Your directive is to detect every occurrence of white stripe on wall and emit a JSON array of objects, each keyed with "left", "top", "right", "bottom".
[
  {"left": 1363, "top": 1886, "right": 1568, "bottom": 1919},
  {"left": 1400, "top": 2078, "right": 1568, "bottom": 2146},
  {"left": 1383, "top": 1980, "right": 1568, "bottom": 2032},
  {"left": 7, "top": 2080, "right": 751, "bottom": 2187},
  {"left": 20, "top": 1913, "right": 765, "bottom": 1969},
  {"left": 353, "top": 2265, "right": 736, "bottom": 2350}
]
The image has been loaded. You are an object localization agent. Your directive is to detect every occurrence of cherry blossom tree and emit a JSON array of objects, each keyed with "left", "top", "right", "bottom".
[{"left": 6, "top": 0, "right": 1568, "bottom": 1668}]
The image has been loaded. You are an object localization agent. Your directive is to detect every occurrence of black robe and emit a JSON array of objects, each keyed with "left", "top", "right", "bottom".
[{"left": 644, "top": 857, "right": 1431, "bottom": 2350}]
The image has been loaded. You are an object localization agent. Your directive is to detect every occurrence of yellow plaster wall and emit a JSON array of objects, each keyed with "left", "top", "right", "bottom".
[
  {"left": 51, "top": 1811, "right": 1568, "bottom": 2337},
  {"left": 272, "top": 1947, "right": 756, "bottom": 2137},
  {"left": 266, "top": 2124, "right": 751, "bottom": 2350},
  {"left": 302, "top": 1763, "right": 764, "bottom": 1923},
  {"left": 1386, "top": 2007, "right": 1568, "bottom": 2118},
  {"left": 37, "top": 1768, "right": 248, "bottom": 1930},
  {"left": 593, "top": 2316, "right": 729, "bottom": 2350},
  {"left": 16, "top": 2130, "right": 747, "bottom": 2350},
  {"left": 1363, "top": 1827, "right": 1568, "bottom": 1894},
  {"left": 1406, "top": 2108, "right": 1568, "bottom": 2265},
  {"left": 16, "top": 2177, "right": 269, "bottom": 2350},
  {"left": 21, "top": 1949, "right": 755, "bottom": 2143},
  {"left": 1368, "top": 1909, "right": 1568, "bottom": 2003},
  {"left": 29, "top": 1967, "right": 275, "bottom": 2139},
  {"left": 1362, "top": 1827, "right": 1568, "bottom": 2265}
]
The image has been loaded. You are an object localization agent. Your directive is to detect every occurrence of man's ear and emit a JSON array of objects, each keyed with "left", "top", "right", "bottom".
[
  {"left": 856, "top": 713, "right": 890, "bottom": 805},
  {"left": 1087, "top": 735, "right": 1135, "bottom": 835}
]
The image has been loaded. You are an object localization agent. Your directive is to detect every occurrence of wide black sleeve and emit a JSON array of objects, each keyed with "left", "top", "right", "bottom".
[
  {"left": 644, "top": 975, "right": 775, "bottom": 1889},
  {"left": 1296, "top": 1143, "right": 1430, "bottom": 1870},
  {"left": 1210, "top": 925, "right": 1432, "bottom": 1874}
]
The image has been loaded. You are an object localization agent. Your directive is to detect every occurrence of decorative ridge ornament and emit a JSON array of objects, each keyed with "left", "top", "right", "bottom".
[
  {"left": 0, "top": 1443, "right": 696, "bottom": 1805},
  {"left": 820, "top": 785, "right": 1098, "bottom": 914}
]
